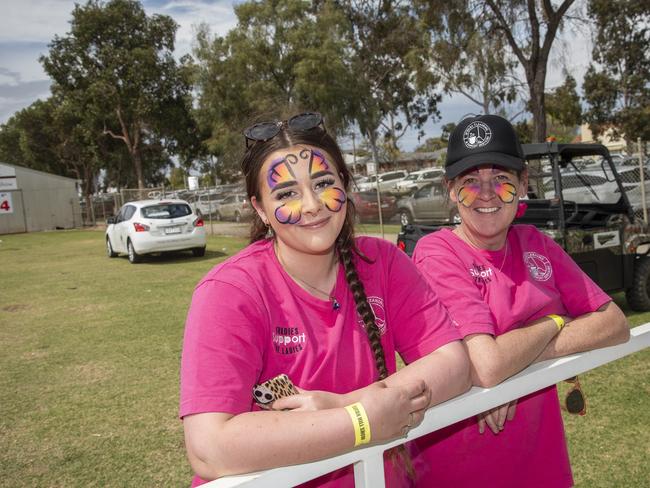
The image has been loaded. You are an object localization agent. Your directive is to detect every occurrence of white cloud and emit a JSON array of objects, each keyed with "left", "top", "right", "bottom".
[
  {"left": 0, "top": 1, "right": 77, "bottom": 44},
  {"left": 148, "top": 1, "right": 238, "bottom": 56},
  {"left": 0, "top": 0, "right": 238, "bottom": 124}
]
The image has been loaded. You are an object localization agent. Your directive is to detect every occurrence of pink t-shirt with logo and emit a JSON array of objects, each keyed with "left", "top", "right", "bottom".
[
  {"left": 180, "top": 236, "right": 460, "bottom": 488},
  {"left": 411, "top": 224, "right": 611, "bottom": 487}
]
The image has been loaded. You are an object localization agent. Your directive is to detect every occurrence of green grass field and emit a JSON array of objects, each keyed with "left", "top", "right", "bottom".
[{"left": 1, "top": 230, "right": 648, "bottom": 487}]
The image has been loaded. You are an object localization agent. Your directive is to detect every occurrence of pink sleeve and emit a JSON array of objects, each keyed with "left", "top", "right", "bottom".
[
  {"left": 386, "top": 245, "right": 462, "bottom": 364},
  {"left": 413, "top": 239, "right": 496, "bottom": 339},
  {"left": 180, "top": 279, "right": 267, "bottom": 418},
  {"left": 541, "top": 233, "right": 611, "bottom": 316}
]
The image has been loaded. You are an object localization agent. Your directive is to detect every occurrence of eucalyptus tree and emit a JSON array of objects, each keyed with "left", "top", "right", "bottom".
[
  {"left": 193, "top": 0, "right": 356, "bottom": 180},
  {"left": 40, "top": 0, "right": 196, "bottom": 189},
  {"left": 0, "top": 97, "right": 112, "bottom": 205},
  {"left": 583, "top": 0, "right": 650, "bottom": 145},
  {"left": 417, "top": 0, "right": 578, "bottom": 143},
  {"left": 339, "top": 0, "right": 441, "bottom": 166},
  {"left": 545, "top": 73, "right": 582, "bottom": 142},
  {"left": 415, "top": 1, "right": 519, "bottom": 116}
]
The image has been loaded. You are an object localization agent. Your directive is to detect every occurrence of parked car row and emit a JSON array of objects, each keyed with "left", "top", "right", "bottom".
[
  {"left": 354, "top": 167, "right": 445, "bottom": 195},
  {"left": 349, "top": 190, "right": 398, "bottom": 223},
  {"left": 186, "top": 191, "right": 253, "bottom": 222},
  {"left": 395, "top": 168, "right": 444, "bottom": 193}
]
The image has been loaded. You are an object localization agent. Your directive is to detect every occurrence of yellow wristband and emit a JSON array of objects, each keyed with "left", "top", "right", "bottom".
[
  {"left": 344, "top": 402, "right": 371, "bottom": 447},
  {"left": 547, "top": 314, "right": 565, "bottom": 331}
]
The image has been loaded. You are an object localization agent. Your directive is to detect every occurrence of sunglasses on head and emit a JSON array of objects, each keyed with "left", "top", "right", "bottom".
[
  {"left": 564, "top": 376, "right": 587, "bottom": 416},
  {"left": 243, "top": 112, "right": 324, "bottom": 148}
]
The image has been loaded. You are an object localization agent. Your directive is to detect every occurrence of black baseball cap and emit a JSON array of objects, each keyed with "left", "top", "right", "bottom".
[{"left": 445, "top": 114, "right": 525, "bottom": 179}]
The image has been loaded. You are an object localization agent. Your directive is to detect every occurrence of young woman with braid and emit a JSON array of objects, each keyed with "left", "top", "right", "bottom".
[{"left": 180, "top": 112, "right": 470, "bottom": 487}]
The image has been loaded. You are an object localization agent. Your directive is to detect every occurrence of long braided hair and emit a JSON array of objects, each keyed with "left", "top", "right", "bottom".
[{"left": 241, "top": 119, "right": 414, "bottom": 478}]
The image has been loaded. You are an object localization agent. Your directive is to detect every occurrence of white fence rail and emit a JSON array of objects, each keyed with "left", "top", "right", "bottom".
[{"left": 204, "top": 323, "right": 650, "bottom": 488}]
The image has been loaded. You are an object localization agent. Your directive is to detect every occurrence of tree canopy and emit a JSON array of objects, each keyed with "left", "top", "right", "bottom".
[
  {"left": 583, "top": 0, "right": 650, "bottom": 145},
  {"left": 40, "top": 0, "right": 197, "bottom": 190},
  {"left": 192, "top": 0, "right": 357, "bottom": 180}
]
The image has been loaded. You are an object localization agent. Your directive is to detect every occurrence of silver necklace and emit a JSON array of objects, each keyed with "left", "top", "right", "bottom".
[
  {"left": 498, "top": 240, "right": 509, "bottom": 272},
  {"left": 456, "top": 226, "right": 509, "bottom": 272},
  {"left": 275, "top": 244, "right": 341, "bottom": 311}
]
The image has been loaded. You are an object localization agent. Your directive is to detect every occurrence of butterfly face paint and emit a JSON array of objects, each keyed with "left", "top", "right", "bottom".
[
  {"left": 309, "top": 150, "right": 346, "bottom": 212},
  {"left": 267, "top": 157, "right": 297, "bottom": 191},
  {"left": 319, "top": 187, "right": 347, "bottom": 212},
  {"left": 267, "top": 148, "right": 347, "bottom": 225},
  {"left": 457, "top": 173, "right": 518, "bottom": 208},
  {"left": 458, "top": 181, "right": 517, "bottom": 207},
  {"left": 274, "top": 199, "right": 302, "bottom": 224}
]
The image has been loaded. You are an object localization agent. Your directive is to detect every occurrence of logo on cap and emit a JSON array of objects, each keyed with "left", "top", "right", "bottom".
[{"left": 463, "top": 121, "right": 492, "bottom": 149}]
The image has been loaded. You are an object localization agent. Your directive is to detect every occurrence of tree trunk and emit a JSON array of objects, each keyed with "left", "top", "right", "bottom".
[
  {"left": 132, "top": 147, "right": 145, "bottom": 191},
  {"left": 526, "top": 66, "right": 548, "bottom": 198}
]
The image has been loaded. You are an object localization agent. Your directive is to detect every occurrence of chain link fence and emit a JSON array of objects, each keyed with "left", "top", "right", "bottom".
[{"left": 80, "top": 183, "right": 246, "bottom": 226}]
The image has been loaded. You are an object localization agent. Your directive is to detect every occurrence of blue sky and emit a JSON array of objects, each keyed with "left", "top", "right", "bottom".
[{"left": 0, "top": 0, "right": 593, "bottom": 151}]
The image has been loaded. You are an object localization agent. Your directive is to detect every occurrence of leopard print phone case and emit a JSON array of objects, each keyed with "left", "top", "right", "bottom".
[{"left": 252, "top": 374, "right": 299, "bottom": 408}]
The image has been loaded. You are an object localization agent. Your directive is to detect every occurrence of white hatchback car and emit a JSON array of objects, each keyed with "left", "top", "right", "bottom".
[{"left": 106, "top": 199, "right": 206, "bottom": 263}]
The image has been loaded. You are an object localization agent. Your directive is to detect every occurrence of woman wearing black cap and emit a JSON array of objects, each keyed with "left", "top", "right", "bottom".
[{"left": 410, "top": 114, "right": 629, "bottom": 487}]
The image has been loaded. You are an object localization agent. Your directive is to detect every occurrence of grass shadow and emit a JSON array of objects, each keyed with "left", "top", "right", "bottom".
[{"left": 134, "top": 249, "right": 227, "bottom": 265}]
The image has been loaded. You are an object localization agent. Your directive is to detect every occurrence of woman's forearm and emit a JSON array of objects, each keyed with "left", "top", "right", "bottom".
[
  {"left": 464, "top": 316, "right": 559, "bottom": 388},
  {"left": 185, "top": 382, "right": 429, "bottom": 480},
  {"left": 185, "top": 409, "right": 353, "bottom": 480},
  {"left": 338, "top": 342, "right": 471, "bottom": 408},
  {"left": 384, "top": 341, "right": 471, "bottom": 406},
  {"left": 536, "top": 301, "right": 629, "bottom": 362}
]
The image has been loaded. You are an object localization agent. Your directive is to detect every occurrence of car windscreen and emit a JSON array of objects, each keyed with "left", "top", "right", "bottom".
[{"left": 141, "top": 203, "right": 192, "bottom": 219}]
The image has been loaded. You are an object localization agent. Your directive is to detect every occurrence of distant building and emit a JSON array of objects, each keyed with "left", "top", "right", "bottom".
[
  {"left": 580, "top": 124, "right": 627, "bottom": 153},
  {"left": 0, "top": 163, "right": 81, "bottom": 234}
]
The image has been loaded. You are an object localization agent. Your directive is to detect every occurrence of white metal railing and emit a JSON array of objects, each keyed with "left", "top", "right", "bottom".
[{"left": 203, "top": 323, "right": 650, "bottom": 488}]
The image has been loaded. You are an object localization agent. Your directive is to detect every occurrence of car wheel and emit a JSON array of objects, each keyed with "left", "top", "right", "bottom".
[
  {"left": 106, "top": 237, "right": 117, "bottom": 258},
  {"left": 127, "top": 239, "right": 141, "bottom": 264},
  {"left": 399, "top": 209, "right": 413, "bottom": 226},
  {"left": 192, "top": 246, "right": 206, "bottom": 257},
  {"left": 234, "top": 211, "right": 241, "bottom": 223},
  {"left": 626, "top": 256, "right": 650, "bottom": 311}
]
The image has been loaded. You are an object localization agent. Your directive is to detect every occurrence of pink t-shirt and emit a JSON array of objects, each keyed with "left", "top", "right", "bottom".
[
  {"left": 180, "top": 236, "right": 460, "bottom": 488},
  {"left": 411, "top": 224, "right": 611, "bottom": 487}
]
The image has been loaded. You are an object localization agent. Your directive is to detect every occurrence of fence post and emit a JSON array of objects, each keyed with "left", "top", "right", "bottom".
[
  {"left": 353, "top": 452, "right": 386, "bottom": 488},
  {"left": 639, "top": 137, "right": 647, "bottom": 224}
]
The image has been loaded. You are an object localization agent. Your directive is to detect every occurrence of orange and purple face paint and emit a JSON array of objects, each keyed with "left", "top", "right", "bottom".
[
  {"left": 267, "top": 149, "right": 347, "bottom": 224},
  {"left": 274, "top": 199, "right": 303, "bottom": 224},
  {"left": 458, "top": 181, "right": 517, "bottom": 207}
]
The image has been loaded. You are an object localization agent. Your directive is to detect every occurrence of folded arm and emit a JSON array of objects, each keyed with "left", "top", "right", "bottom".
[
  {"left": 536, "top": 301, "right": 629, "bottom": 362},
  {"left": 463, "top": 315, "right": 561, "bottom": 388},
  {"left": 184, "top": 381, "right": 429, "bottom": 480}
]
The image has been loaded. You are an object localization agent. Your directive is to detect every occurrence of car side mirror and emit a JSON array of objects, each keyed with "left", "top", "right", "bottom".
[{"left": 107, "top": 217, "right": 116, "bottom": 224}]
